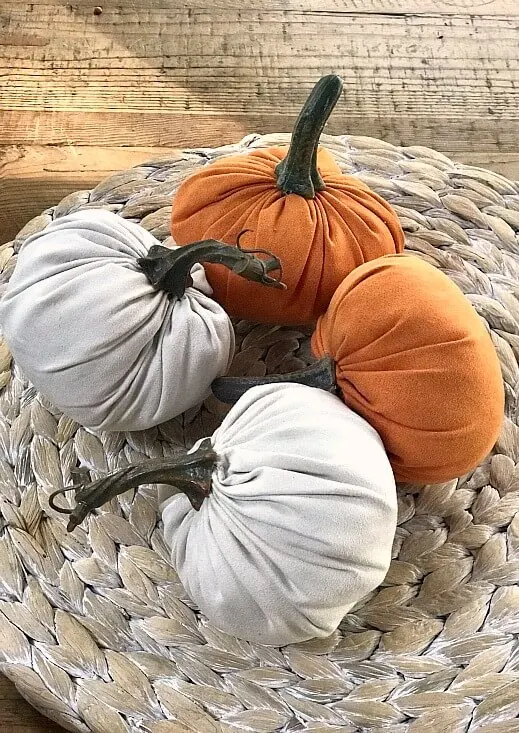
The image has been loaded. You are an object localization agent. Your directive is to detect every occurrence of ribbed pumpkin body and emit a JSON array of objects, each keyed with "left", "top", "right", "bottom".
[
  {"left": 171, "top": 146, "right": 405, "bottom": 325},
  {"left": 311, "top": 254, "right": 504, "bottom": 483}
]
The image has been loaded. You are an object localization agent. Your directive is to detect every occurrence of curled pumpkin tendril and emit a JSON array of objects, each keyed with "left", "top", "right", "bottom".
[
  {"left": 137, "top": 233, "right": 286, "bottom": 299},
  {"left": 49, "top": 439, "right": 217, "bottom": 532}
]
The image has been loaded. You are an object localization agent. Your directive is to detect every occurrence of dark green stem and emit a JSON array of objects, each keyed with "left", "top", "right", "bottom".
[
  {"left": 211, "top": 356, "right": 337, "bottom": 404},
  {"left": 137, "top": 234, "right": 286, "bottom": 300},
  {"left": 275, "top": 74, "right": 343, "bottom": 198},
  {"left": 49, "top": 438, "right": 217, "bottom": 532}
]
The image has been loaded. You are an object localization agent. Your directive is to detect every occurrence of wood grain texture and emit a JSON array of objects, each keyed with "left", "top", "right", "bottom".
[
  {"left": 0, "top": 145, "right": 182, "bottom": 243},
  {"left": 2, "top": 0, "right": 518, "bottom": 12},
  {"left": 0, "top": 674, "right": 64, "bottom": 732},
  {"left": 1, "top": 2, "right": 518, "bottom": 151}
]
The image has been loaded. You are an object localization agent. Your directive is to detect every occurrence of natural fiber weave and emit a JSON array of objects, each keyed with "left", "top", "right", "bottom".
[{"left": 1, "top": 132, "right": 519, "bottom": 733}]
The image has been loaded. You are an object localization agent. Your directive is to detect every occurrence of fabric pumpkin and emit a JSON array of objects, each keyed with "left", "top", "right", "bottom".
[
  {"left": 311, "top": 254, "right": 504, "bottom": 483},
  {"left": 160, "top": 382, "right": 397, "bottom": 646},
  {"left": 0, "top": 209, "right": 235, "bottom": 432},
  {"left": 171, "top": 76, "right": 405, "bottom": 325}
]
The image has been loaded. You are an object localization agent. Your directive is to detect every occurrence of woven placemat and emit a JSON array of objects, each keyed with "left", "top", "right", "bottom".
[{"left": 1, "top": 133, "right": 519, "bottom": 733}]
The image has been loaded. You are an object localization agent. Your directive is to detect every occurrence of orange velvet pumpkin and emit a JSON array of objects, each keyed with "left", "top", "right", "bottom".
[
  {"left": 171, "top": 76, "right": 405, "bottom": 325},
  {"left": 212, "top": 254, "right": 504, "bottom": 485},
  {"left": 311, "top": 254, "right": 504, "bottom": 484}
]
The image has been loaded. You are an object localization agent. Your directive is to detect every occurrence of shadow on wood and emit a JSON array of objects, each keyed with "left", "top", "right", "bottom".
[{"left": 1, "top": 1, "right": 518, "bottom": 151}]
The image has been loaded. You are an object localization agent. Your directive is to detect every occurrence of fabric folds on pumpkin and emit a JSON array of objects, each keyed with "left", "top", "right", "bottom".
[
  {"left": 0, "top": 210, "right": 234, "bottom": 432},
  {"left": 161, "top": 383, "right": 397, "bottom": 646},
  {"left": 171, "top": 146, "right": 405, "bottom": 325},
  {"left": 311, "top": 254, "right": 505, "bottom": 484}
]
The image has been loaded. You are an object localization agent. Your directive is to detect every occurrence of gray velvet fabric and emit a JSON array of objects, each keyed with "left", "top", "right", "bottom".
[
  {"left": 0, "top": 210, "right": 234, "bottom": 431},
  {"left": 161, "top": 383, "right": 397, "bottom": 647}
]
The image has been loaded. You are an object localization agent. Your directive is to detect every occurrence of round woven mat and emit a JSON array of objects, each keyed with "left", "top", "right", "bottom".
[{"left": 1, "top": 133, "right": 519, "bottom": 733}]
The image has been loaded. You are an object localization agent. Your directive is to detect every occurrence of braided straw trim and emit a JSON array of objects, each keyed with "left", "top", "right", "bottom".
[{"left": 0, "top": 133, "right": 519, "bottom": 733}]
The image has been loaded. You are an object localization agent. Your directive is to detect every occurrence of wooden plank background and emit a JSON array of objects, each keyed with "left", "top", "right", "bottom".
[
  {"left": 0, "top": 2, "right": 518, "bottom": 731},
  {"left": 2, "top": 1, "right": 518, "bottom": 149},
  {"left": 1, "top": 0, "right": 519, "bottom": 243}
]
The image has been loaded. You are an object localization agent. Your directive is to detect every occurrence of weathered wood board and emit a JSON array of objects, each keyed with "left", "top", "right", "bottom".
[{"left": 1, "top": 1, "right": 518, "bottom": 151}]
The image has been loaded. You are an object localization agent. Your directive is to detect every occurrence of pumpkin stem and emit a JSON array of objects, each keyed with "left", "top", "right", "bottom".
[
  {"left": 137, "top": 235, "right": 286, "bottom": 299},
  {"left": 275, "top": 75, "right": 343, "bottom": 198},
  {"left": 49, "top": 438, "right": 217, "bottom": 532},
  {"left": 211, "top": 356, "right": 337, "bottom": 403}
]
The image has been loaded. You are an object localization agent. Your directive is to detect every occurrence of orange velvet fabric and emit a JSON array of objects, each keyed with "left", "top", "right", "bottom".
[
  {"left": 171, "top": 146, "right": 405, "bottom": 325},
  {"left": 311, "top": 254, "right": 504, "bottom": 484}
]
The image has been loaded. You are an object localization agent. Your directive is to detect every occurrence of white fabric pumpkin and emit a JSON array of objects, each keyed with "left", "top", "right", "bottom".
[
  {"left": 0, "top": 210, "right": 234, "bottom": 431},
  {"left": 161, "top": 382, "right": 397, "bottom": 646}
]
